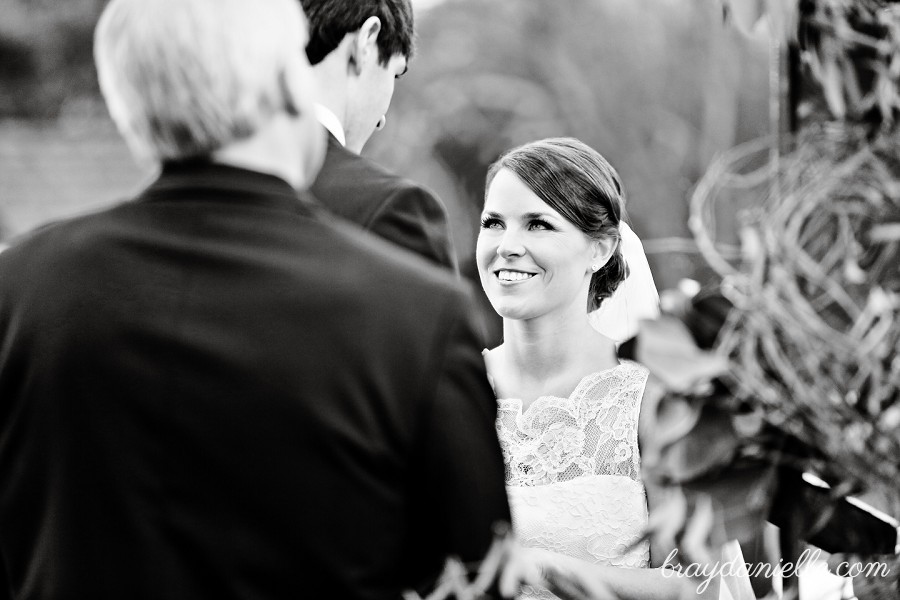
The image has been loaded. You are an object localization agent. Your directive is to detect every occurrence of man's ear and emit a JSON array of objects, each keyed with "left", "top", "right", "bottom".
[{"left": 348, "top": 16, "right": 382, "bottom": 76}]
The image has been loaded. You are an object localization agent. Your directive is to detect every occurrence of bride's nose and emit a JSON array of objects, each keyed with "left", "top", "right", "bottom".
[{"left": 496, "top": 228, "right": 526, "bottom": 259}]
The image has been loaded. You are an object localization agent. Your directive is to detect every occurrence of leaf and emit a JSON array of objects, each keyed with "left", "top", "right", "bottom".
[
  {"left": 634, "top": 317, "right": 730, "bottom": 393},
  {"left": 683, "top": 463, "right": 777, "bottom": 548},
  {"left": 647, "top": 469, "right": 777, "bottom": 571},
  {"left": 732, "top": 412, "right": 765, "bottom": 437},
  {"left": 634, "top": 317, "right": 737, "bottom": 482},
  {"left": 679, "top": 493, "right": 717, "bottom": 566},
  {"left": 645, "top": 487, "right": 689, "bottom": 554},
  {"left": 648, "top": 403, "right": 742, "bottom": 483}
]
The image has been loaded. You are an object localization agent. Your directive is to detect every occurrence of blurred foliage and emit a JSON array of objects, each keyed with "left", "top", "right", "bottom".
[
  {"left": 629, "top": 289, "right": 899, "bottom": 598},
  {"left": 641, "top": 3, "right": 900, "bottom": 598},
  {"left": 795, "top": 0, "right": 900, "bottom": 132}
]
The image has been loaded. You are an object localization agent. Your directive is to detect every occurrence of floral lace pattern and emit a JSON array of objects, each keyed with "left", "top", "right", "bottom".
[{"left": 495, "top": 361, "right": 651, "bottom": 594}]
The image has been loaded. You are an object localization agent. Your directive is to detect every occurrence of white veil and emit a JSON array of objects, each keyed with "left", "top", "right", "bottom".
[{"left": 589, "top": 222, "right": 660, "bottom": 344}]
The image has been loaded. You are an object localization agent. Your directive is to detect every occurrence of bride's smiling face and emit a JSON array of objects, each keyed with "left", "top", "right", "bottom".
[{"left": 477, "top": 168, "right": 598, "bottom": 321}]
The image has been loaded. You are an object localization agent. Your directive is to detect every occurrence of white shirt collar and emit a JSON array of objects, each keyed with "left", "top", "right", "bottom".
[{"left": 314, "top": 104, "right": 346, "bottom": 147}]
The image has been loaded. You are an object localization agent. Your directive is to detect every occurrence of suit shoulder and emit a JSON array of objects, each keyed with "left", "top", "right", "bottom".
[
  {"left": 307, "top": 216, "right": 479, "bottom": 352},
  {"left": 311, "top": 143, "right": 443, "bottom": 219},
  {"left": 322, "top": 215, "right": 463, "bottom": 301},
  {"left": 353, "top": 154, "right": 441, "bottom": 208},
  {"left": 0, "top": 205, "right": 128, "bottom": 272}
]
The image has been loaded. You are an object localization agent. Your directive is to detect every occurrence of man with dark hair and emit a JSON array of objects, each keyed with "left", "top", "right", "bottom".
[{"left": 301, "top": 0, "right": 458, "bottom": 271}]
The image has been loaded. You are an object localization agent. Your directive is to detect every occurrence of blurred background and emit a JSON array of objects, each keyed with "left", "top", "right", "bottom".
[{"left": 0, "top": 0, "right": 771, "bottom": 340}]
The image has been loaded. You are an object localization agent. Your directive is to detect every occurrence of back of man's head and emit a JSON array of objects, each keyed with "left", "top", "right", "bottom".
[
  {"left": 95, "top": 0, "right": 313, "bottom": 163},
  {"left": 301, "top": 0, "right": 414, "bottom": 66}
]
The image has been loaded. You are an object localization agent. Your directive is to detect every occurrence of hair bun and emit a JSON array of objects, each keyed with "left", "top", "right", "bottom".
[{"left": 589, "top": 247, "right": 629, "bottom": 311}]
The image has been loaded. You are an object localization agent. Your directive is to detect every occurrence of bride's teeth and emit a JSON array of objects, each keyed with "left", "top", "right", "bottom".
[{"left": 498, "top": 270, "right": 534, "bottom": 281}]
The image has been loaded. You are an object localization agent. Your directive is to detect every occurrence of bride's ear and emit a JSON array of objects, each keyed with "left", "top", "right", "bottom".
[{"left": 589, "top": 237, "right": 616, "bottom": 273}]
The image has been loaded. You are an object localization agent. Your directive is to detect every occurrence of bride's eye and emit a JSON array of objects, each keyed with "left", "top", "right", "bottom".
[
  {"left": 480, "top": 217, "right": 504, "bottom": 230},
  {"left": 528, "top": 219, "right": 554, "bottom": 231}
]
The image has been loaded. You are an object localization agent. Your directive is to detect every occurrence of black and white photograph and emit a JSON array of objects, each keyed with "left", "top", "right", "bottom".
[{"left": 0, "top": 1, "right": 898, "bottom": 599}]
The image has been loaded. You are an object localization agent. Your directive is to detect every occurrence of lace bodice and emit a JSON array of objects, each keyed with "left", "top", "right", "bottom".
[{"left": 495, "top": 361, "right": 650, "bottom": 594}]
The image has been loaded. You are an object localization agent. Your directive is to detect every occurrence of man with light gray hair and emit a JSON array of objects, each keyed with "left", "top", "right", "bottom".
[{"left": 0, "top": 1, "right": 510, "bottom": 598}]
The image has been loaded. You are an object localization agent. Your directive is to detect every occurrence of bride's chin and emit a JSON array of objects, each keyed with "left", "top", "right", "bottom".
[{"left": 494, "top": 304, "right": 539, "bottom": 322}]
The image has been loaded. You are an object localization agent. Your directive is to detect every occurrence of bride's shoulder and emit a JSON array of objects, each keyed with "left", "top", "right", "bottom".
[
  {"left": 611, "top": 361, "right": 650, "bottom": 394},
  {"left": 615, "top": 360, "right": 649, "bottom": 379},
  {"left": 581, "top": 330, "right": 647, "bottom": 380},
  {"left": 580, "top": 361, "right": 648, "bottom": 404}
]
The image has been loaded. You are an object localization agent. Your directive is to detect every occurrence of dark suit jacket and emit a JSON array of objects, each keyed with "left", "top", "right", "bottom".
[
  {"left": 311, "top": 132, "right": 458, "bottom": 272},
  {"left": 0, "top": 162, "right": 509, "bottom": 600}
]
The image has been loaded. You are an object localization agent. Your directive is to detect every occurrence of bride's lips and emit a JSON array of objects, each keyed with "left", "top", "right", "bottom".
[{"left": 494, "top": 269, "right": 537, "bottom": 284}]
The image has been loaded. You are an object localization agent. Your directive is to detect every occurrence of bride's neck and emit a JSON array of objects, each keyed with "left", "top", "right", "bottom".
[{"left": 500, "top": 311, "right": 595, "bottom": 380}]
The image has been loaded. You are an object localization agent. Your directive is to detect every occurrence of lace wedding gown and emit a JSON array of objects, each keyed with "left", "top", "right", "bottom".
[{"left": 495, "top": 362, "right": 651, "bottom": 597}]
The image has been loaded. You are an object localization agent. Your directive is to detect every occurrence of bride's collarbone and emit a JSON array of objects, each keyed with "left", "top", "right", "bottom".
[
  {"left": 494, "top": 367, "right": 605, "bottom": 410},
  {"left": 486, "top": 340, "right": 620, "bottom": 408}
]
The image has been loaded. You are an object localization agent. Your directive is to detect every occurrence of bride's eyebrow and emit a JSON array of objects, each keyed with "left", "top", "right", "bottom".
[{"left": 522, "top": 212, "right": 556, "bottom": 221}]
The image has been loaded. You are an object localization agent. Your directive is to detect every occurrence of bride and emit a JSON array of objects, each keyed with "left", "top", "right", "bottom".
[{"left": 477, "top": 138, "right": 680, "bottom": 599}]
